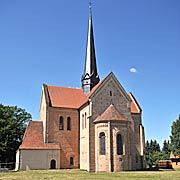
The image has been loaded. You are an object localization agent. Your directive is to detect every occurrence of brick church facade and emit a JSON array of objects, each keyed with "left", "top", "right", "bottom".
[{"left": 16, "top": 8, "right": 146, "bottom": 172}]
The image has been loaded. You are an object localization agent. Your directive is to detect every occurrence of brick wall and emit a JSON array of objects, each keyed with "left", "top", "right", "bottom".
[{"left": 47, "top": 107, "right": 79, "bottom": 169}]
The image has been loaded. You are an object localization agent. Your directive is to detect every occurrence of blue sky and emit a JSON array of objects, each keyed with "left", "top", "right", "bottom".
[{"left": 0, "top": 0, "right": 180, "bottom": 147}]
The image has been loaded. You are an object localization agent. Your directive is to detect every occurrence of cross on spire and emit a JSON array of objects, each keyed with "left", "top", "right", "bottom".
[{"left": 89, "top": 1, "right": 92, "bottom": 9}]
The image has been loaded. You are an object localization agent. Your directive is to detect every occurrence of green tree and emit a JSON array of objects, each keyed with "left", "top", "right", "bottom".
[
  {"left": 146, "top": 140, "right": 154, "bottom": 168},
  {"left": 162, "top": 140, "right": 171, "bottom": 158},
  {"left": 170, "top": 115, "right": 180, "bottom": 156},
  {"left": 145, "top": 139, "right": 168, "bottom": 168},
  {"left": 0, "top": 104, "right": 31, "bottom": 163}
]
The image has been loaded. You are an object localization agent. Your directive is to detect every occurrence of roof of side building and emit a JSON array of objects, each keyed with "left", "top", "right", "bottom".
[{"left": 19, "top": 120, "right": 60, "bottom": 150}]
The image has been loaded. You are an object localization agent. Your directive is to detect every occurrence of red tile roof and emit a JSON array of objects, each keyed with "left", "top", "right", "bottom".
[
  {"left": 94, "top": 104, "right": 129, "bottom": 123},
  {"left": 19, "top": 121, "right": 60, "bottom": 150},
  {"left": 45, "top": 77, "right": 141, "bottom": 113},
  {"left": 47, "top": 86, "right": 88, "bottom": 109},
  {"left": 128, "top": 93, "right": 142, "bottom": 114}
]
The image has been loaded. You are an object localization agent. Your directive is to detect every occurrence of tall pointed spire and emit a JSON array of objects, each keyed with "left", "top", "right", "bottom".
[{"left": 81, "top": 5, "right": 100, "bottom": 95}]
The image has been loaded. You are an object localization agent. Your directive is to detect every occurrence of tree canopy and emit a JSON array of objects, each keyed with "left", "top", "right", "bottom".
[
  {"left": 170, "top": 115, "right": 180, "bottom": 156},
  {"left": 145, "top": 139, "right": 171, "bottom": 168},
  {"left": 0, "top": 104, "right": 31, "bottom": 163}
]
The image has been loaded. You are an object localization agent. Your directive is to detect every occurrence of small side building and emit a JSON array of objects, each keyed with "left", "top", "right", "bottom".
[{"left": 15, "top": 121, "right": 61, "bottom": 171}]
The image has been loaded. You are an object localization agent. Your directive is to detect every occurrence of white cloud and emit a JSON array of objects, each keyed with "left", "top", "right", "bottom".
[{"left": 129, "top": 67, "right": 137, "bottom": 73}]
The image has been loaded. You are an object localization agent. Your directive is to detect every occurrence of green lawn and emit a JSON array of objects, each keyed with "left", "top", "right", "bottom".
[{"left": 0, "top": 169, "right": 180, "bottom": 180}]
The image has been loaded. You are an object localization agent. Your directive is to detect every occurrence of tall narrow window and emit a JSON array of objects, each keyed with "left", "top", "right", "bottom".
[
  {"left": 84, "top": 112, "right": 87, "bottom": 128},
  {"left": 67, "top": 117, "right": 71, "bottom": 130},
  {"left": 99, "top": 132, "right": 106, "bottom": 155},
  {"left": 117, "top": 134, "right": 123, "bottom": 155},
  {"left": 70, "top": 157, "right": 74, "bottom": 166},
  {"left": 82, "top": 114, "right": 84, "bottom": 129},
  {"left": 59, "top": 116, "right": 64, "bottom": 130},
  {"left": 110, "top": 91, "right": 112, "bottom": 96},
  {"left": 136, "top": 154, "right": 138, "bottom": 163}
]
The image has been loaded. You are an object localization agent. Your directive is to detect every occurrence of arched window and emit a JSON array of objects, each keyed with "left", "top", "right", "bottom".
[
  {"left": 67, "top": 117, "right": 71, "bottom": 130},
  {"left": 117, "top": 134, "right": 123, "bottom": 155},
  {"left": 70, "top": 157, "right": 74, "bottom": 166},
  {"left": 99, "top": 132, "right": 106, "bottom": 155},
  {"left": 59, "top": 116, "right": 64, "bottom": 130}
]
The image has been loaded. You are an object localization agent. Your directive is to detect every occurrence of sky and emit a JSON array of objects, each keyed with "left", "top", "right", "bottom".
[{"left": 0, "top": 0, "right": 180, "bottom": 147}]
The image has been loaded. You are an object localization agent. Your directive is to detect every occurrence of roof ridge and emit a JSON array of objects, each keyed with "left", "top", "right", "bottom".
[
  {"left": 29, "top": 120, "right": 42, "bottom": 123},
  {"left": 47, "top": 85, "right": 82, "bottom": 90}
]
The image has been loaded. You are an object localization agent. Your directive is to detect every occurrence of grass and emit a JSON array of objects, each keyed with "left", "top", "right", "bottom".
[{"left": 0, "top": 169, "right": 180, "bottom": 180}]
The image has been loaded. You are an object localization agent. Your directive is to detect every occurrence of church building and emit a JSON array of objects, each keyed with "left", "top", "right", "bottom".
[{"left": 16, "top": 7, "right": 146, "bottom": 172}]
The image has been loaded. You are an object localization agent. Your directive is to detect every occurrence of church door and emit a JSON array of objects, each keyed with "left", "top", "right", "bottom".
[{"left": 50, "top": 159, "right": 56, "bottom": 169}]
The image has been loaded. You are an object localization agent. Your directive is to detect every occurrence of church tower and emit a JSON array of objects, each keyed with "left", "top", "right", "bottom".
[{"left": 81, "top": 6, "right": 100, "bottom": 95}]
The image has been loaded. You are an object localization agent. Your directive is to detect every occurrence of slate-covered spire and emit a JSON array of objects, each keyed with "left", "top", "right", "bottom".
[{"left": 81, "top": 6, "right": 100, "bottom": 95}]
